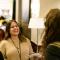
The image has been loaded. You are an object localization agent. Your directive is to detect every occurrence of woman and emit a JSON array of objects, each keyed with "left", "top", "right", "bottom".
[
  {"left": 0, "top": 20, "right": 34, "bottom": 60},
  {"left": 42, "top": 8, "right": 60, "bottom": 60}
]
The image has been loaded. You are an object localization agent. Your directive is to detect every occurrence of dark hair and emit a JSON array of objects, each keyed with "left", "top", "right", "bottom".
[
  {"left": 6, "top": 20, "right": 28, "bottom": 42},
  {"left": 42, "top": 8, "right": 60, "bottom": 59},
  {"left": 0, "top": 16, "right": 5, "bottom": 20},
  {"left": 6, "top": 20, "right": 21, "bottom": 39},
  {"left": 0, "top": 29, "right": 5, "bottom": 41},
  {"left": 2, "top": 21, "right": 7, "bottom": 26},
  {"left": 44, "top": 8, "right": 60, "bottom": 46}
]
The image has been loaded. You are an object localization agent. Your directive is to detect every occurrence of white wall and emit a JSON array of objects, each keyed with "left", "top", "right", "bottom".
[
  {"left": 40, "top": 0, "right": 60, "bottom": 18},
  {"left": 0, "top": 0, "right": 13, "bottom": 20}
]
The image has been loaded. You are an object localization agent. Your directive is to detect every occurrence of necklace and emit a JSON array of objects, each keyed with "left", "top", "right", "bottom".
[{"left": 11, "top": 38, "right": 21, "bottom": 60}]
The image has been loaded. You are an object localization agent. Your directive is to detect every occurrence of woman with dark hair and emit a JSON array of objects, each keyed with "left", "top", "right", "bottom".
[
  {"left": 42, "top": 8, "right": 60, "bottom": 60},
  {"left": 0, "top": 20, "right": 34, "bottom": 60}
]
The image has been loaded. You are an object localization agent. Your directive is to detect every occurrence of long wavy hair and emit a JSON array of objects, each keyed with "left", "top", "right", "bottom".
[
  {"left": 45, "top": 8, "right": 60, "bottom": 45},
  {"left": 6, "top": 20, "right": 20, "bottom": 39},
  {"left": 42, "top": 8, "right": 60, "bottom": 58},
  {"left": 5, "top": 20, "right": 27, "bottom": 42}
]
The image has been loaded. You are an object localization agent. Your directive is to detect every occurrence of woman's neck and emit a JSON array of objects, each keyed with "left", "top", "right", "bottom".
[
  {"left": 10, "top": 35, "right": 20, "bottom": 49},
  {"left": 11, "top": 35, "right": 19, "bottom": 41}
]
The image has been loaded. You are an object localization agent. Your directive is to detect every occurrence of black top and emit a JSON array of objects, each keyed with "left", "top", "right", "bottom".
[{"left": 0, "top": 51, "right": 4, "bottom": 60}]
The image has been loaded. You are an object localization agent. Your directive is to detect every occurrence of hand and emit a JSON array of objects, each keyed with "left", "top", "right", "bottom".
[{"left": 30, "top": 53, "right": 41, "bottom": 60}]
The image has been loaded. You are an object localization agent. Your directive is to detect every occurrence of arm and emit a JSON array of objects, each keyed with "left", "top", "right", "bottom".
[
  {"left": 0, "top": 40, "right": 7, "bottom": 60},
  {"left": 26, "top": 38, "right": 34, "bottom": 55},
  {"left": 27, "top": 38, "right": 41, "bottom": 60}
]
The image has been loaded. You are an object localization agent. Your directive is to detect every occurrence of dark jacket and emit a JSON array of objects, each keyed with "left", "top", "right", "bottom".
[
  {"left": 0, "top": 51, "right": 4, "bottom": 60},
  {"left": 45, "top": 44, "right": 60, "bottom": 60}
]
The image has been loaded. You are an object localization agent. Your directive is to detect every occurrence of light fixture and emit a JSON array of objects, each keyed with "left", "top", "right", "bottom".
[{"left": 28, "top": 18, "right": 45, "bottom": 53}]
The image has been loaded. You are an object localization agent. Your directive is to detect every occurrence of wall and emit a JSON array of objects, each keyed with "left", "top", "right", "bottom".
[
  {"left": 40, "top": 0, "right": 60, "bottom": 18},
  {"left": 0, "top": 0, "right": 13, "bottom": 20}
]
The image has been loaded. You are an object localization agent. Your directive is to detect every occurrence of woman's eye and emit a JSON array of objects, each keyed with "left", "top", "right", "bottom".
[
  {"left": 10, "top": 26, "right": 14, "bottom": 28},
  {"left": 10, "top": 25, "right": 18, "bottom": 28}
]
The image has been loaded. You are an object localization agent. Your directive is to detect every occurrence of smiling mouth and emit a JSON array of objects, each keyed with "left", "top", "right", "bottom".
[{"left": 14, "top": 30, "right": 18, "bottom": 32}]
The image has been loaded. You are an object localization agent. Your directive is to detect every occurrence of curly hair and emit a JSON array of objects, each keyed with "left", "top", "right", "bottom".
[
  {"left": 42, "top": 8, "right": 60, "bottom": 58},
  {"left": 43, "top": 8, "right": 60, "bottom": 46},
  {"left": 5, "top": 20, "right": 21, "bottom": 39},
  {"left": 5, "top": 20, "right": 27, "bottom": 42}
]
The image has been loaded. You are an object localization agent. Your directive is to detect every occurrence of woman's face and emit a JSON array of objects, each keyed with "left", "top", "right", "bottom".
[{"left": 10, "top": 21, "right": 19, "bottom": 36}]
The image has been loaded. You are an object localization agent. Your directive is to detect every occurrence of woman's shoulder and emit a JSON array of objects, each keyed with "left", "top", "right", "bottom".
[
  {"left": 0, "top": 40, "right": 8, "bottom": 51},
  {"left": 0, "top": 40, "right": 8, "bottom": 46},
  {"left": 22, "top": 35, "right": 32, "bottom": 45},
  {"left": 20, "top": 35, "right": 30, "bottom": 42},
  {"left": 1, "top": 40, "right": 8, "bottom": 43},
  {"left": 46, "top": 43, "right": 60, "bottom": 57},
  {"left": 49, "top": 42, "right": 60, "bottom": 48},
  {"left": 23, "top": 35, "right": 30, "bottom": 42}
]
